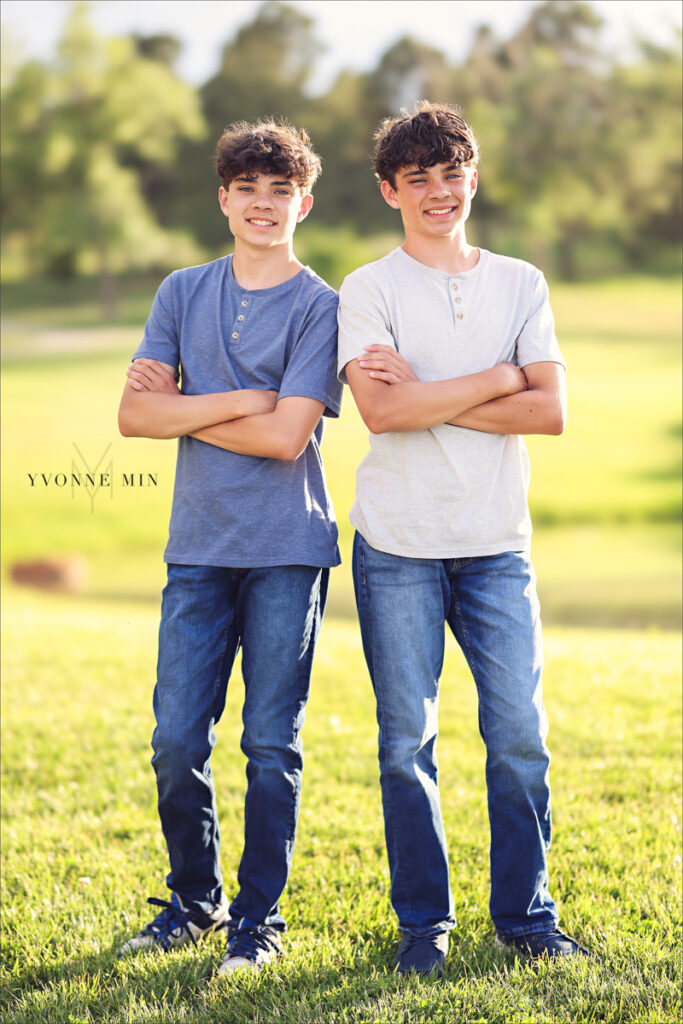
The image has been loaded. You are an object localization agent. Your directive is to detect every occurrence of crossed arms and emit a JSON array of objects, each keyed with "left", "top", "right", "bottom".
[
  {"left": 118, "top": 359, "right": 324, "bottom": 462},
  {"left": 344, "top": 346, "right": 566, "bottom": 436}
]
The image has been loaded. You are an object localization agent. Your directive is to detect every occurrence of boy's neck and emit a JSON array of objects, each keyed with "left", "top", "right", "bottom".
[
  {"left": 231, "top": 241, "right": 303, "bottom": 290},
  {"left": 402, "top": 230, "right": 480, "bottom": 275}
]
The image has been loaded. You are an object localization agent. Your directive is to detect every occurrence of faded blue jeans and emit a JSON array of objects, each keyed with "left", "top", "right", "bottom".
[
  {"left": 151, "top": 562, "right": 329, "bottom": 930},
  {"left": 352, "top": 532, "right": 559, "bottom": 938}
]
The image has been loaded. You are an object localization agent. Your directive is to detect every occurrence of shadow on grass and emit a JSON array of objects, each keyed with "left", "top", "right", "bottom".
[{"left": 2, "top": 924, "right": 517, "bottom": 1023}]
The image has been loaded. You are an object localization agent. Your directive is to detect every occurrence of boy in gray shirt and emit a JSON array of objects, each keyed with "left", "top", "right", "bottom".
[
  {"left": 337, "top": 101, "right": 590, "bottom": 975},
  {"left": 117, "top": 120, "right": 341, "bottom": 976}
]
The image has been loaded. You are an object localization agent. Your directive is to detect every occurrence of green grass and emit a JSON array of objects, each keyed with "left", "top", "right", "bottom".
[{"left": 1, "top": 588, "right": 681, "bottom": 1023}]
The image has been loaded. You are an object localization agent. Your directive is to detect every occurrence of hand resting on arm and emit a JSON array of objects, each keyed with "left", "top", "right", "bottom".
[
  {"left": 345, "top": 344, "right": 527, "bottom": 434},
  {"left": 117, "top": 358, "right": 278, "bottom": 440},
  {"left": 351, "top": 346, "right": 565, "bottom": 436},
  {"left": 119, "top": 357, "right": 323, "bottom": 461}
]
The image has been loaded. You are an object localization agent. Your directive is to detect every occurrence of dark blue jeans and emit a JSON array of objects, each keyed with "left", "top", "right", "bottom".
[
  {"left": 353, "top": 532, "right": 558, "bottom": 938},
  {"left": 151, "top": 562, "right": 329, "bottom": 930}
]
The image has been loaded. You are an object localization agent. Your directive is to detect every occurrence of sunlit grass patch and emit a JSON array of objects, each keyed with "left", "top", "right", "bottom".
[{"left": 1, "top": 590, "right": 680, "bottom": 1022}]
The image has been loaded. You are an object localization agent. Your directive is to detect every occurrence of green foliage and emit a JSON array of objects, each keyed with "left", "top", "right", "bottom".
[
  {"left": 1, "top": 591, "right": 681, "bottom": 1022},
  {"left": 1, "top": 1, "right": 205, "bottom": 297},
  {"left": 2, "top": 0, "right": 681, "bottom": 282}
]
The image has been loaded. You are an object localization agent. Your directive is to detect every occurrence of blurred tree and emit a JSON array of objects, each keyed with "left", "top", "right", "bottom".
[
  {"left": 1, "top": 1, "right": 204, "bottom": 311},
  {"left": 458, "top": 1, "right": 622, "bottom": 275},
  {"left": 365, "top": 36, "right": 453, "bottom": 115},
  {"left": 2, "top": 0, "right": 680, "bottom": 285},
  {"left": 605, "top": 34, "right": 682, "bottom": 264},
  {"left": 132, "top": 33, "right": 182, "bottom": 68}
]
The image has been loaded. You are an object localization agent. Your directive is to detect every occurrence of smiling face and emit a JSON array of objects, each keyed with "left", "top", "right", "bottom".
[
  {"left": 380, "top": 162, "right": 478, "bottom": 243},
  {"left": 218, "top": 172, "right": 313, "bottom": 250}
]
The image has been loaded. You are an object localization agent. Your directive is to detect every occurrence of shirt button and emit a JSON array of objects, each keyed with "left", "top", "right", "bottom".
[
  {"left": 232, "top": 331, "right": 239, "bottom": 339},
  {"left": 450, "top": 282, "right": 458, "bottom": 290},
  {"left": 455, "top": 297, "right": 462, "bottom": 304},
  {"left": 456, "top": 313, "right": 464, "bottom": 320},
  {"left": 237, "top": 314, "right": 245, "bottom": 321},
  {"left": 241, "top": 300, "right": 249, "bottom": 307}
]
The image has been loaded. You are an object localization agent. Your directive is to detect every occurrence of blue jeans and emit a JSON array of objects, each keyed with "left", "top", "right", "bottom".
[
  {"left": 352, "top": 532, "right": 558, "bottom": 938},
  {"left": 151, "top": 562, "right": 329, "bottom": 930}
]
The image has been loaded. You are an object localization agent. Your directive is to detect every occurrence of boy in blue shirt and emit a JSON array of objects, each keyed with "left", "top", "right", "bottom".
[{"left": 117, "top": 120, "right": 341, "bottom": 976}]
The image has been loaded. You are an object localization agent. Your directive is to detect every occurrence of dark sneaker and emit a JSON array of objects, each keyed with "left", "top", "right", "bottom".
[
  {"left": 118, "top": 892, "right": 229, "bottom": 956},
  {"left": 495, "top": 928, "right": 592, "bottom": 959},
  {"left": 394, "top": 930, "right": 449, "bottom": 977},
  {"left": 217, "top": 917, "right": 281, "bottom": 976}
]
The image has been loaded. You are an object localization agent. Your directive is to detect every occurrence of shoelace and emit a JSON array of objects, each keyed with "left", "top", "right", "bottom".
[
  {"left": 399, "top": 932, "right": 440, "bottom": 952},
  {"left": 225, "top": 918, "right": 279, "bottom": 962},
  {"left": 141, "top": 894, "right": 198, "bottom": 950}
]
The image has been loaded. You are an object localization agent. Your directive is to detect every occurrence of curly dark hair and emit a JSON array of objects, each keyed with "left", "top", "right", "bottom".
[
  {"left": 216, "top": 119, "right": 322, "bottom": 192},
  {"left": 374, "top": 101, "right": 479, "bottom": 187}
]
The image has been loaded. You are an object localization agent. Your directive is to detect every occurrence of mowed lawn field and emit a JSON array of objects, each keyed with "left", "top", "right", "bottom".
[
  {"left": 1, "top": 591, "right": 681, "bottom": 1023},
  {"left": 1, "top": 274, "right": 681, "bottom": 1022}
]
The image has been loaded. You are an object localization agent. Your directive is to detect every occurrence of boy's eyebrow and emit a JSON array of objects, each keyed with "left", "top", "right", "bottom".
[
  {"left": 233, "top": 175, "right": 295, "bottom": 187},
  {"left": 401, "top": 163, "right": 460, "bottom": 178}
]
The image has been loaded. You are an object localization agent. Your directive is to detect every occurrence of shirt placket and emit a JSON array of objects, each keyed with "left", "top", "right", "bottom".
[
  {"left": 449, "top": 278, "right": 465, "bottom": 325},
  {"left": 231, "top": 296, "right": 251, "bottom": 344}
]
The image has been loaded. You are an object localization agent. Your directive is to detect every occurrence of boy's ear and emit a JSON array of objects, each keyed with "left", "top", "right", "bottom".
[
  {"left": 218, "top": 186, "right": 230, "bottom": 218},
  {"left": 297, "top": 193, "right": 314, "bottom": 223},
  {"left": 380, "top": 179, "right": 400, "bottom": 210},
  {"left": 469, "top": 169, "right": 478, "bottom": 197}
]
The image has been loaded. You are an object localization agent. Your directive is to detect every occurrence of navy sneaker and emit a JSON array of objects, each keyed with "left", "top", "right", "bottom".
[
  {"left": 394, "top": 930, "right": 449, "bottom": 977},
  {"left": 217, "top": 917, "right": 281, "bottom": 976},
  {"left": 118, "top": 891, "right": 229, "bottom": 956},
  {"left": 495, "top": 928, "right": 592, "bottom": 959}
]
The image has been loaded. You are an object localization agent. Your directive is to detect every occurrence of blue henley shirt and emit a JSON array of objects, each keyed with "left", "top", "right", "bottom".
[{"left": 133, "top": 255, "right": 342, "bottom": 568}]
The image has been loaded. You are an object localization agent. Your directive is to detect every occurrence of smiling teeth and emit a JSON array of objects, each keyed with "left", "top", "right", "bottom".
[
  {"left": 249, "top": 219, "right": 275, "bottom": 225},
  {"left": 426, "top": 208, "right": 455, "bottom": 216}
]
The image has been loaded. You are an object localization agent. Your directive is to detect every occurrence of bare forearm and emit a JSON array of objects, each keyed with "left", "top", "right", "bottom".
[
  {"left": 119, "top": 389, "right": 268, "bottom": 439},
  {"left": 448, "top": 388, "right": 565, "bottom": 435},
  {"left": 363, "top": 368, "right": 521, "bottom": 434},
  {"left": 192, "top": 397, "right": 324, "bottom": 461}
]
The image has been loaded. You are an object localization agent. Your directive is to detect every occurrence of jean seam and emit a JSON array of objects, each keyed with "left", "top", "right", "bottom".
[
  {"left": 286, "top": 570, "right": 321, "bottom": 850},
  {"left": 356, "top": 537, "right": 412, "bottom": 924},
  {"left": 451, "top": 589, "right": 489, "bottom": 743}
]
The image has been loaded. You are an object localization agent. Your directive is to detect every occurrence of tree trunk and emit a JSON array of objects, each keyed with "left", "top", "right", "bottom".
[
  {"left": 98, "top": 245, "right": 119, "bottom": 322},
  {"left": 558, "top": 226, "right": 579, "bottom": 281}
]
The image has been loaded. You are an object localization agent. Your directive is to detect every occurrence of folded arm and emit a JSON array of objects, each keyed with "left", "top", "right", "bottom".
[
  {"left": 345, "top": 345, "right": 527, "bottom": 434},
  {"left": 118, "top": 358, "right": 277, "bottom": 439},
  {"left": 447, "top": 361, "right": 566, "bottom": 434},
  {"left": 191, "top": 396, "right": 326, "bottom": 461}
]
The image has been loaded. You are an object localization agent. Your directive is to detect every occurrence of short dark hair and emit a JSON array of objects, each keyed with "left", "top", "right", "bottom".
[
  {"left": 373, "top": 101, "right": 479, "bottom": 187},
  {"left": 216, "top": 119, "right": 322, "bottom": 192}
]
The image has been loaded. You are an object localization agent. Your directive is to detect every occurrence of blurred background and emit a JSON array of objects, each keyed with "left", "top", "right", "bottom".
[{"left": 2, "top": 0, "right": 681, "bottom": 628}]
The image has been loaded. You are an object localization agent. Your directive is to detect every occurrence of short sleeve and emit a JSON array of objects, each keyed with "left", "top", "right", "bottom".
[
  {"left": 515, "top": 271, "right": 565, "bottom": 369},
  {"left": 278, "top": 293, "right": 342, "bottom": 418},
  {"left": 337, "top": 271, "right": 397, "bottom": 384},
  {"left": 132, "top": 273, "right": 181, "bottom": 376}
]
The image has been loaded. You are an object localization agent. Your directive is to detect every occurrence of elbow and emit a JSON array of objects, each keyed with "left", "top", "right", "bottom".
[
  {"left": 548, "top": 403, "right": 567, "bottom": 436},
  {"left": 118, "top": 410, "right": 137, "bottom": 437},
  {"left": 546, "top": 413, "right": 565, "bottom": 436},
  {"left": 363, "top": 408, "right": 396, "bottom": 435},
  {"left": 272, "top": 433, "right": 310, "bottom": 462}
]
